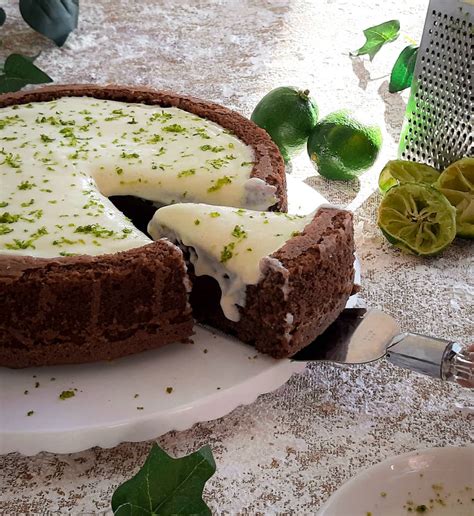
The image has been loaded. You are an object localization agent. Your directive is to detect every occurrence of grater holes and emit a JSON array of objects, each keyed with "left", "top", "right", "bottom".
[{"left": 400, "top": 2, "right": 472, "bottom": 168}]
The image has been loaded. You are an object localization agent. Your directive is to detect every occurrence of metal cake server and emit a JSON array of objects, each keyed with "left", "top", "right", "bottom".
[{"left": 292, "top": 308, "right": 474, "bottom": 387}]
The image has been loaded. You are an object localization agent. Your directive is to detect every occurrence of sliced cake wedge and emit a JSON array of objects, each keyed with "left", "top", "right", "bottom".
[{"left": 148, "top": 203, "right": 355, "bottom": 358}]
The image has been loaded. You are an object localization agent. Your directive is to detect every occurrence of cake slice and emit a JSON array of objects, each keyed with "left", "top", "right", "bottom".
[{"left": 148, "top": 203, "right": 355, "bottom": 358}]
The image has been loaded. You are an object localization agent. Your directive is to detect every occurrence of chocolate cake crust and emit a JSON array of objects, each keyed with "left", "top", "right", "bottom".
[
  {"left": 191, "top": 208, "right": 355, "bottom": 358},
  {"left": 0, "top": 241, "right": 193, "bottom": 368}
]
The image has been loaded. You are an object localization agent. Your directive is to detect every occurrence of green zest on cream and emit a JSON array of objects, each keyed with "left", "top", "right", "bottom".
[
  {"left": 59, "top": 390, "right": 75, "bottom": 400},
  {"left": 0, "top": 97, "right": 276, "bottom": 258}
]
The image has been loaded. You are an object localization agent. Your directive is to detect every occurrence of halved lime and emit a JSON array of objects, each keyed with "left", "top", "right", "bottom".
[
  {"left": 379, "top": 160, "right": 440, "bottom": 193},
  {"left": 377, "top": 182, "right": 456, "bottom": 256},
  {"left": 434, "top": 157, "right": 474, "bottom": 239}
]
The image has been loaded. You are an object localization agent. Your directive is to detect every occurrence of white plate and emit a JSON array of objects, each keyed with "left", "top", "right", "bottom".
[
  {"left": 0, "top": 176, "right": 357, "bottom": 455},
  {"left": 318, "top": 447, "right": 474, "bottom": 516}
]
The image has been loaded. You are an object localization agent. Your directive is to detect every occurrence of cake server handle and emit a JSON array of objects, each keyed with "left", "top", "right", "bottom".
[{"left": 386, "top": 334, "right": 474, "bottom": 387}]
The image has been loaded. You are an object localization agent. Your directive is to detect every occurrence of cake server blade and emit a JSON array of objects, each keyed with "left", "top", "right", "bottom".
[
  {"left": 292, "top": 308, "right": 399, "bottom": 364},
  {"left": 291, "top": 308, "right": 474, "bottom": 386}
]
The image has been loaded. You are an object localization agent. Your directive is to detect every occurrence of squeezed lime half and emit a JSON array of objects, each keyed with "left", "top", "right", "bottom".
[
  {"left": 434, "top": 157, "right": 474, "bottom": 239},
  {"left": 377, "top": 182, "right": 456, "bottom": 256},
  {"left": 378, "top": 159, "right": 440, "bottom": 193}
]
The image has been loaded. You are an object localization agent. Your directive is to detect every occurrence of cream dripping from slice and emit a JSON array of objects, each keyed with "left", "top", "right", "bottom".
[
  {"left": 0, "top": 97, "right": 276, "bottom": 258},
  {"left": 148, "top": 203, "right": 314, "bottom": 321}
]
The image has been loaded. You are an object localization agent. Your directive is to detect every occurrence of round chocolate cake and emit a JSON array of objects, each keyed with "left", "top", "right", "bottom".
[
  {"left": 0, "top": 85, "right": 355, "bottom": 369},
  {"left": 0, "top": 85, "right": 286, "bottom": 368}
]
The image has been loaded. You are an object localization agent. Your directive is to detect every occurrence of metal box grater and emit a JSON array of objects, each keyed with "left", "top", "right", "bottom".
[{"left": 398, "top": 0, "right": 473, "bottom": 170}]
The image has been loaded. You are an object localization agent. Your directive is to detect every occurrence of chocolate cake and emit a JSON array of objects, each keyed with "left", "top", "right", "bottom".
[
  {"left": 149, "top": 204, "right": 355, "bottom": 358},
  {"left": 0, "top": 85, "right": 286, "bottom": 368}
]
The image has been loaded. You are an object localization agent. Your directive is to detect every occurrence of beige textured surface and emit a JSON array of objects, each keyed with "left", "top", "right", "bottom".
[{"left": 1, "top": 0, "right": 473, "bottom": 513}]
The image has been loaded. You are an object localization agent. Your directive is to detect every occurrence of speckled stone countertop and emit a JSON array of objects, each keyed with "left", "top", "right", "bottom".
[{"left": 1, "top": 0, "right": 473, "bottom": 513}]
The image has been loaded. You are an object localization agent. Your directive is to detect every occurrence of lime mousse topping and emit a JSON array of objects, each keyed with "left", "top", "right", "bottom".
[
  {"left": 0, "top": 97, "right": 275, "bottom": 258},
  {"left": 148, "top": 203, "right": 312, "bottom": 321}
]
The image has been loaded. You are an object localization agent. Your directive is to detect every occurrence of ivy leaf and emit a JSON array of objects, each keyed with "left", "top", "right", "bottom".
[
  {"left": 0, "top": 8, "right": 6, "bottom": 27},
  {"left": 0, "top": 53, "right": 53, "bottom": 93},
  {"left": 111, "top": 443, "right": 216, "bottom": 516},
  {"left": 389, "top": 45, "right": 418, "bottom": 93},
  {"left": 19, "top": 0, "right": 79, "bottom": 47},
  {"left": 352, "top": 20, "right": 400, "bottom": 61}
]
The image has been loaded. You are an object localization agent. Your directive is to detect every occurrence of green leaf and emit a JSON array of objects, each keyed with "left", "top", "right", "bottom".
[
  {"left": 0, "top": 53, "right": 53, "bottom": 93},
  {"left": 389, "top": 45, "right": 418, "bottom": 93},
  {"left": 0, "top": 8, "right": 6, "bottom": 27},
  {"left": 352, "top": 20, "right": 400, "bottom": 60},
  {"left": 111, "top": 443, "right": 216, "bottom": 516},
  {"left": 19, "top": 0, "right": 79, "bottom": 47}
]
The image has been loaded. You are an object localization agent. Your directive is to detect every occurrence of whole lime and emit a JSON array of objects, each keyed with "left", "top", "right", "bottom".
[
  {"left": 307, "top": 110, "right": 382, "bottom": 181},
  {"left": 251, "top": 86, "right": 318, "bottom": 163}
]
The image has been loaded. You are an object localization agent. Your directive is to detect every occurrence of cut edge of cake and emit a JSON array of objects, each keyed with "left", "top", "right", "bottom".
[{"left": 188, "top": 207, "right": 355, "bottom": 358}]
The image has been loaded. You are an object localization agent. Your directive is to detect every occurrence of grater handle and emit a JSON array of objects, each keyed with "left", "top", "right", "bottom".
[
  {"left": 386, "top": 334, "right": 474, "bottom": 387},
  {"left": 443, "top": 343, "right": 474, "bottom": 388}
]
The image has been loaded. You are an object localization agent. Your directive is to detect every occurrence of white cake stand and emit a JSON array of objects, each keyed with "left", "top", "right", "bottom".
[{"left": 0, "top": 176, "right": 358, "bottom": 455}]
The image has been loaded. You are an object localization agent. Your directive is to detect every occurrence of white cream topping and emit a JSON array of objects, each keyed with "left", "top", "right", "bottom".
[
  {"left": 148, "top": 203, "right": 313, "bottom": 321},
  {"left": 0, "top": 97, "right": 275, "bottom": 258}
]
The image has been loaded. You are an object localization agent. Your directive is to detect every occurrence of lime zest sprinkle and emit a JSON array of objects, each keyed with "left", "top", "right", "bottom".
[
  {"left": 5, "top": 238, "right": 36, "bottom": 250},
  {"left": 231, "top": 225, "right": 247, "bottom": 239},
  {"left": 59, "top": 390, "right": 75, "bottom": 400},
  {"left": 177, "top": 168, "right": 196, "bottom": 178},
  {"left": 0, "top": 225, "right": 13, "bottom": 235},
  {"left": 162, "top": 124, "right": 186, "bottom": 133},
  {"left": 208, "top": 176, "right": 232, "bottom": 193},
  {"left": 74, "top": 224, "right": 115, "bottom": 238},
  {"left": 200, "top": 145, "right": 225, "bottom": 153},
  {"left": 120, "top": 151, "right": 140, "bottom": 159},
  {"left": 18, "top": 180, "right": 36, "bottom": 190},
  {"left": 220, "top": 242, "right": 236, "bottom": 263}
]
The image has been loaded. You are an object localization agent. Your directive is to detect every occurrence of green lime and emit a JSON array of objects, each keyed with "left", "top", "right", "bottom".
[
  {"left": 377, "top": 182, "right": 456, "bottom": 256},
  {"left": 434, "top": 157, "right": 474, "bottom": 239},
  {"left": 307, "top": 110, "right": 382, "bottom": 181},
  {"left": 251, "top": 86, "right": 318, "bottom": 163},
  {"left": 379, "top": 160, "right": 440, "bottom": 193}
]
